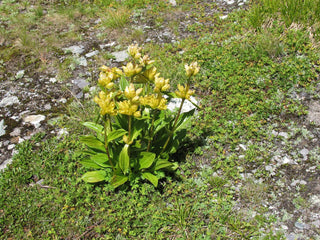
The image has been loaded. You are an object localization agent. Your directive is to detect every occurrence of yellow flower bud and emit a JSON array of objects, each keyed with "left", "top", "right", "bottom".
[
  {"left": 144, "top": 66, "right": 157, "bottom": 82},
  {"left": 140, "top": 94, "right": 167, "bottom": 110},
  {"left": 175, "top": 84, "right": 195, "bottom": 100},
  {"left": 133, "top": 111, "right": 141, "bottom": 118},
  {"left": 122, "top": 62, "right": 142, "bottom": 77},
  {"left": 128, "top": 44, "right": 142, "bottom": 59},
  {"left": 123, "top": 135, "right": 132, "bottom": 145},
  {"left": 154, "top": 75, "right": 170, "bottom": 93},
  {"left": 118, "top": 100, "right": 140, "bottom": 116},
  {"left": 124, "top": 83, "right": 143, "bottom": 101},
  {"left": 94, "top": 91, "right": 117, "bottom": 116},
  {"left": 185, "top": 62, "right": 200, "bottom": 77},
  {"left": 140, "top": 55, "right": 155, "bottom": 66}
]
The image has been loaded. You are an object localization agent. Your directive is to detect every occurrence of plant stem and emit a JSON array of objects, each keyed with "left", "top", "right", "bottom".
[
  {"left": 147, "top": 112, "right": 156, "bottom": 152},
  {"left": 104, "top": 118, "right": 115, "bottom": 172},
  {"left": 128, "top": 115, "right": 132, "bottom": 141},
  {"left": 161, "top": 97, "right": 186, "bottom": 154}
]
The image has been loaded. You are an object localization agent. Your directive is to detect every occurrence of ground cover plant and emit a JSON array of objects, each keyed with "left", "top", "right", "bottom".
[{"left": 1, "top": 0, "right": 320, "bottom": 239}]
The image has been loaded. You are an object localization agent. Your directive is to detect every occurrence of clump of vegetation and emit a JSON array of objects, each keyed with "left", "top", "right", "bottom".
[{"left": 80, "top": 44, "right": 199, "bottom": 188}]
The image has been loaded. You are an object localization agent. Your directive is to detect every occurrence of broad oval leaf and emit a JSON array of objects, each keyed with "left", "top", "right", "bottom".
[
  {"left": 155, "top": 159, "right": 173, "bottom": 170},
  {"left": 111, "top": 174, "right": 128, "bottom": 188},
  {"left": 107, "top": 129, "right": 127, "bottom": 143},
  {"left": 81, "top": 122, "right": 104, "bottom": 134},
  {"left": 79, "top": 135, "right": 106, "bottom": 153},
  {"left": 81, "top": 170, "right": 106, "bottom": 183},
  {"left": 80, "top": 158, "right": 102, "bottom": 169},
  {"left": 139, "top": 152, "right": 156, "bottom": 170},
  {"left": 91, "top": 153, "right": 111, "bottom": 168},
  {"left": 119, "top": 144, "right": 130, "bottom": 174},
  {"left": 142, "top": 172, "right": 158, "bottom": 187}
]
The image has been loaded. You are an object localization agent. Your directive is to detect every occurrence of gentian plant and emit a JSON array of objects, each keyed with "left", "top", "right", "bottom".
[{"left": 80, "top": 44, "right": 200, "bottom": 188}]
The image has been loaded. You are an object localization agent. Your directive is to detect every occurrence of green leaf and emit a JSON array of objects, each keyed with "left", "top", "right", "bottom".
[
  {"left": 175, "top": 108, "right": 195, "bottom": 131},
  {"left": 111, "top": 174, "right": 128, "bottom": 188},
  {"left": 91, "top": 153, "right": 111, "bottom": 168},
  {"left": 155, "top": 159, "right": 173, "bottom": 170},
  {"left": 120, "top": 75, "right": 129, "bottom": 91},
  {"left": 81, "top": 170, "right": 106, "bottom": 183},
  {"left": 80, "top": 158, "right": 102, "bottom": 169},
  {"left": 107, "top": 129, "right": 127, "bottom": 143},
  {"left": 119, "top": 144, "right": 130, "bottom": 174},
  {"left": 81, "top": 122, "right": 104, "bottom": 134},
  {"left": 142, "top": 172, "right": 158, "bottom": 187},
  {"left": 79, "top": 135, "right": 106, "bottom": 153},
  {"left": 139, "top": 152, "right": 156, "bottom": 169},
  {"left": 115, "top": 115, "right": 128, "bottom": 130}
]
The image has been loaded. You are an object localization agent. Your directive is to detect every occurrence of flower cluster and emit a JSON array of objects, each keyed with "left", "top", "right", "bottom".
[
  {"left": 94, "top": 44, "right": 200, "bottom": 119},
  {"left": 118, "top": 83, "right": 142, "bottom": 117}
]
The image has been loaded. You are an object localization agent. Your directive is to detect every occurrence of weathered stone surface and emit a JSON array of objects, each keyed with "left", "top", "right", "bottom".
[
  {"left": 307, "top": 101, "right": 320, "bottom": 126},
  {"left": 111, "top": 50, "right": 129, "bottom": 62},
  {"left": 23, "top": 115, "right": 46, "bottom": 128},
  {"left": 0, "top": 96, "right": 19, "bottom": 107},
  {"left": 85, "top": 50, "right": 99, "bottom": 58},
  {"left": 73, "top": 78, "right": 89, "bottom": 89},
  {"left": 0, "top": 119, "right": 6, "bottom": 136},
  {"left": 63, "top": 45, "right": 85, "bottom": 55}
]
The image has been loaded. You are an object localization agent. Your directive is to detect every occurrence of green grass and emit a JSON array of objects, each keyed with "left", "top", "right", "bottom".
[{"left": 1, "top": 0, "right": 320, "bottom": 238}]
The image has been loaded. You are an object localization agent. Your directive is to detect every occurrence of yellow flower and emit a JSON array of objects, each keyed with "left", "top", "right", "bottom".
[
  {"left": 94, "top": 91, "right": 117, "bottom": 116},
  {"left": 185, "top": 62, "right": 200, "bottom": 77},
  {"left": 118, "top": 100, "right": 141, "bottom": 117},
  {"left": 175, "top": 84, "right": 195, "bottom": 100},
  {"left": 98, "top": 66, "right": 122, "bottom": 89},
  {"left": 98, "top": 72, "right": 114, "bottom": 89},
  {"left": 144, "top": 66, "right": 157, "bottom": 82},
  {"left": 124, "top": 83, "right": 143, "bottom": 103},
  {"left": 140, "top": 94, "right": 167, "bottom": 110},
  {"left": 122, "top": 62, "right": 142, "bottom": 77},
  {"left": 139, "top": 55, "right": 155, "bottom": 66},
  {"left": 128, "top": 44, "right": 142, "bottom": 59},
  {"left": 123, "top": 135, "right": 133, "bottom": 145},
  {"left": 154, "top": 75, "right": 170, "bottom": 93}
]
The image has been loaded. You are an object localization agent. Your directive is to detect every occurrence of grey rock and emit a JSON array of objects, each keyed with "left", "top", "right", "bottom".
[
  {"left": 299, "top": 148, "right": 309, "bottom": 160},
  {"left": 294, "top": 221, "right": 310, "bottom": 230},
  {"left": 307, "top": 101, "right": 320, "bottom": 126},
  {"left": 286, "top": 233, "right": 297, "bottom": 240},
  {"left": 9, "top": 127, "right": 21, "bottom": 137},
  {"left": 169, "top": 0, "right": 176, "bottom": 6},
  {"left": 7, "top": 144, "right": 15, "bottom": 150},
  {"left": 111, "top": 50, "right": 129, "bottom": 62},
  {"left": 310, "top": 195, "right": 320, "bottom": 205},
  {"left": 15, "top": 70, "right": 25, "bottom": 79},
  {"left": 0, "top": 158, "right": 13, "bottom": 172},
  {"left": 44, "top": 104, "right": 51, "bottom": 110},
  {"left": 167, "top": 96, "right": 197, "bottom": 113},
  {"left": 0, "top": 96, "right": 20, "bottom": 107},
  {"left": 291, "top": 180, "right": 307, "bottom": 187},
  {"left": 49, "top": 77, "right": 57, "bottom": 83},
  {"left": 23, "top": 115, "right": 46, "bottom": 128},
  {"left": 100, "top": 42, "right": 115, "bottom": 49},
  {"left": 59, "top": 98, "right": 67, "bottom": 104},
  {"left": 76, "top": 92, "right": 83, "bottom": 99},
  {"left": 0, "top": 119, "right": 6, "bottom": 136},
  {"left": 78, "top": 56, "right": 87, "bottom": 66},
  {"left": 311, "top": 219, "right": 320, "bottom": 228},
  {"left": 85, "top": 50, "right": 99, "bottom": 58},
  {"left": 279, "top": 132, "right": 289, "bottom": 139},
  {"left": 63, "top": 45, "right": 85, "bottom": 55},
  {"left": 73, "top": 78, "right": 89, "bottom": 89}
]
